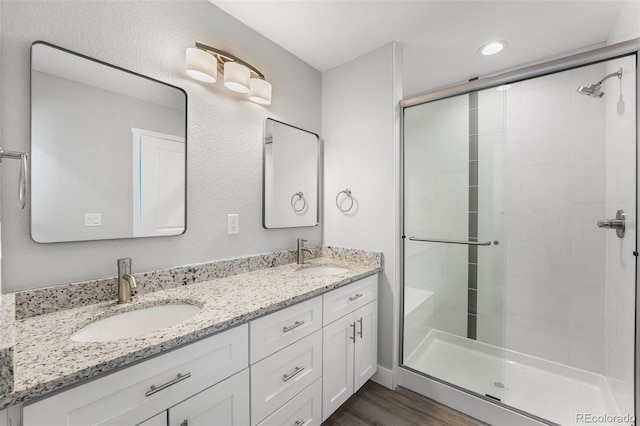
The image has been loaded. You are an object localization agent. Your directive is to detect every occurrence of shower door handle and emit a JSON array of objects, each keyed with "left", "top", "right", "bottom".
[
  {"left": 408, "top": 237, "right": 492, "bottom": 246},
  {"left": 597, "top": 209, "right": 626, "bottom": 238}
]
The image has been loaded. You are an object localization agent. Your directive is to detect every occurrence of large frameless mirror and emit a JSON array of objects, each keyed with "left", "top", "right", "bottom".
[
  {"left": 263, "top": 118, "right": 319, "bottom": 228},
  {"left": 30, "top": 41, "right": 187, "bottom": 243}
]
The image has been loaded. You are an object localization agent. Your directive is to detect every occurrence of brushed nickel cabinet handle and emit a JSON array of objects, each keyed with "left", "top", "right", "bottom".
[
  {"left": 295, "top": 420, "right": 307, "bottom": 426},
  {"left": 348, "top": 294, "right": 363, "bottom": 302},
  {"left": 145, "top": 372, "right": 192, "bottom": 397},
  {"left": 282, "top": 320, "right": 305, "bottom": 333},
  {"left": 283, "top": 366, "right": 305, "bottom": 382},
  {"left": 357, "top": 317, "right": 363, "bottom": 338},
  {"left": 181, "top": 421, "right": 188, "bottom": 426},
  {"left": 350, "top": 322, "right": 356, "bottom": 342}
]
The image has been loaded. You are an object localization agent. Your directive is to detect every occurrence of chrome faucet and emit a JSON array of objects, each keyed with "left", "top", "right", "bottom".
[
  {"left": 296, "top": 238, "right": 313, "bottom": 264},
  {"left": 117, "top": 258, "right": 137, "bottom": 304}
]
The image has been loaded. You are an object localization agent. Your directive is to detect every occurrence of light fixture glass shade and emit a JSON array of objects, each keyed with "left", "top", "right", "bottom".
[
  {"left": 185, "top": 48, "right": 217, "bottom": 83},
  {"left": 224, "top": 62, "right": 250, "bottom": 93},
  {"left": 249, "top": 78, "right": 272, "bottom": 105}
]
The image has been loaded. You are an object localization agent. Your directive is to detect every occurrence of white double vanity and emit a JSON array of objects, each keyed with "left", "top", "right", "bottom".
[{"left": 1, "top": 250, "right": 380, "bottom": 426}]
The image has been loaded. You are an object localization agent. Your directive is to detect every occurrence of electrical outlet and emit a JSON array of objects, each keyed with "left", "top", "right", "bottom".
[{"left": 227, "top": 214, "right": 239, "bottom": 234}]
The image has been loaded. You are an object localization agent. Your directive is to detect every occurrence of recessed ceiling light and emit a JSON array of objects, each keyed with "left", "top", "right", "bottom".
[{"left": 479, "top": 41, "right": 507, "bottom": 56}]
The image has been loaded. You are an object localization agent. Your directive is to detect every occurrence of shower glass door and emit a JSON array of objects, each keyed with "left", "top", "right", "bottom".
[{"left": 402, "top": 55, "right": 637, "bottom": 426}]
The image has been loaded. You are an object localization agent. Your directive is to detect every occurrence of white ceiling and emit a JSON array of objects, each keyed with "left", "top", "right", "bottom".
[{"left": 211, "top": 1, "right": 630, "bottom": 96}]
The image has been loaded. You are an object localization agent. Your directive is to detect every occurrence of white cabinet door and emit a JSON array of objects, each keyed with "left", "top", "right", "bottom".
[
  {"left": 322, "top": 313, "right": 355, "bottom": 421},
  {"left": 322, "top": 300, "right": 378, "bottom": 421},
  {"left": 354, "top": 301, "right": 378, "bottom": 392},
  {"left": 168, "top": 369, "right": 249, "bottom": 426},
  {"left": 137, "top": 412, "right": 167, "bottom": 426}
]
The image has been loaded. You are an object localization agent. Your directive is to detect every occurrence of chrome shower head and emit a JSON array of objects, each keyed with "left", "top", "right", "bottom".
[
  {"left": 576, "top": 67, "right": 622, "bottom": 98},
  {"left": 577, "top": 83, "right": 604, "bottom": 98}
]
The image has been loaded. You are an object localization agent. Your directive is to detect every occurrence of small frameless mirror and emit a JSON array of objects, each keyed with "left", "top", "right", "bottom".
[
  {"left": 30, "top": 42, "right": 187, "bottom": 243},
  {"left": 263, "top": 118, "right": 319, "bottom": 228}
]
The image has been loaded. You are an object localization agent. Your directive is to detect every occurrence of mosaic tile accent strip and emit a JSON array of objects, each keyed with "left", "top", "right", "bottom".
[{"left": 468, "top": 90, "right": 479, "bottom": 340}]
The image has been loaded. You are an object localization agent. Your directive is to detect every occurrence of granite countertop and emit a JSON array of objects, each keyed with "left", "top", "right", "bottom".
[{"left": 0, "top": 254, "right": 380, "bottom": 409}]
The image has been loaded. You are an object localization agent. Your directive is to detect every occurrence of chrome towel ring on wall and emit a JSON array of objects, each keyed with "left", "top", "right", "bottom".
[
  {"left": 335, "top": 188, "right": 354, "bottom": 213},
  {"left": 290, "top": 191, "right": 307, "bottom": 213},
  {"left": 0, "top": 148, "right": 28, "bottom": 209}
]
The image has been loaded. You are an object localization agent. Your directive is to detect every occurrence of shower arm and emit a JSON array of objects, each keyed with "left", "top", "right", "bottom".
[{"left": 596, "top": 67, "right": 623, "bottom": 86}]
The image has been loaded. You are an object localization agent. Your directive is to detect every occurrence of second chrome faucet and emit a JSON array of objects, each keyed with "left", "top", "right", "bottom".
[
  {"left": 296, "top": 238, "right": 313, "bottom": 264},
  {"left": 117, "top": 258, "right": 137, "bottom": 304}
]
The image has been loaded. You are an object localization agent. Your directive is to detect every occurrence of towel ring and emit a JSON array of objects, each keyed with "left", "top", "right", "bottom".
[
  {"left": 290, "top": 191, "right": 307, "bottom": 213},
  {"left": 0, "top": 148, "right": 28, "bottom": 210},
  {"left": 335, "top": 189, "right": 354, "bottom": 213}
]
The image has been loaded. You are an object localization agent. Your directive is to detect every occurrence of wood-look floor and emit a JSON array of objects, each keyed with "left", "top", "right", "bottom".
[{"left": 323, "top": 381, "right": 489, "bottom": 426}]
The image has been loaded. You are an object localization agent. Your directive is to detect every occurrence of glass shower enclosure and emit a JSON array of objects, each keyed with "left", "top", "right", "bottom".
[{"left": 401, "top": 54, "right": 637, "bottom": 425}]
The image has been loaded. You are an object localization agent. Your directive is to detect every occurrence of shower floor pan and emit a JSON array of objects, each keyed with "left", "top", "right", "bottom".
[{"left": 404, "top": 330, "right": 623, "bottom": 426}]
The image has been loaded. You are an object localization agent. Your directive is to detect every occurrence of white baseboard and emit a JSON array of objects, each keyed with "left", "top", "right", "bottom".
[{"left": 371, "top": 365, "right": 394, "bottom": 389}]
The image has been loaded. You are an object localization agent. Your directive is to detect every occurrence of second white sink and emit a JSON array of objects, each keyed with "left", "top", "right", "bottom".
[
  {"left": 71, "top": 304, "right": 201, "bottom": 343},
  {"left": 297, "top": 266, "right": 350, "bottom": 277}
]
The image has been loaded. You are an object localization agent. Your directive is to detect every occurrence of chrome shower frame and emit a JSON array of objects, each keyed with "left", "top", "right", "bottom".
[{"left": 397, "top": 37, "right": 640, "bottom": 425}]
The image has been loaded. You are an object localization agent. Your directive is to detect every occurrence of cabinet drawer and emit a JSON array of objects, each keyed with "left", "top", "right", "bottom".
[
  {"left": 168, "top": 369, "right": 249, "bottom": 426},
  {"left": 256, "top": 379, "right": 321, "bottom": 426},
  {"left": 23, "top": 324, "right": 248, "bottom": 426},
  {"left": 250, "top": 330, "right": 322, "bottom": 426},
  {"left": 250, "top": 296, "right": 322, "bottom": 363},
  {"left": 323, "top": 275, "right": 378, "bottom": 325}
]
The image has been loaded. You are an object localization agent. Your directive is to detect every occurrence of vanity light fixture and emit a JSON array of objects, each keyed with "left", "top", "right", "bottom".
[
  {"left": 479, "top": 41, "right": 507, "bottom": 56},
  {"left": 185, "top": 42, "right": 272, "bottom": 105}
]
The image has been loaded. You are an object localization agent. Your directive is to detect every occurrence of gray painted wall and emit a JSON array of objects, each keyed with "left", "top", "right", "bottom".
[
  {"left": 1, "top": 1, "right": 322, "bottom": 291},
  {"left": 322, "top": 43, "right": 402, "bottom": 374}
]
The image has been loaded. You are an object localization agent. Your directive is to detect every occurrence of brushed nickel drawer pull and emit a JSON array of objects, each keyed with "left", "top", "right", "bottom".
[
  {"left": 295, "top": 420, "right": 307, "bottom": 426},
  {"left": 181, "top": 421, "right": 188, "bottom": 426},
  {"left": 357, "top": 317, "right": 363, "bottom": 338},
  {"left": 283, "top": 366, "right": 305, "bottom": 382},
  {"left": 348, "top": 294, "right": 363, "bottom": 302},
  {"left": 350, "top": 322, "right": 356, "bottom": 342},
  {"left": 145, "top": 372, "right": 192, "bottom": 397},
  {"left": 282, "top": 320, "right": 305, "bottom": 333}
]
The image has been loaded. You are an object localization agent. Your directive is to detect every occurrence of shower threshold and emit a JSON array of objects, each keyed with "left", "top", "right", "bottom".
[{"left": 404, "top": 330, "right": 624, "bottom": 426}]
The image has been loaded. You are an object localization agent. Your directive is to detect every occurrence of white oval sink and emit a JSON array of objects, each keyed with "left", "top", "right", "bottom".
[
  {"left": 71, "top": 304, "right": 201, "bottom": 342},
  {"left": 298, "top": 266, "right": 350, "bottom": 277}
]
